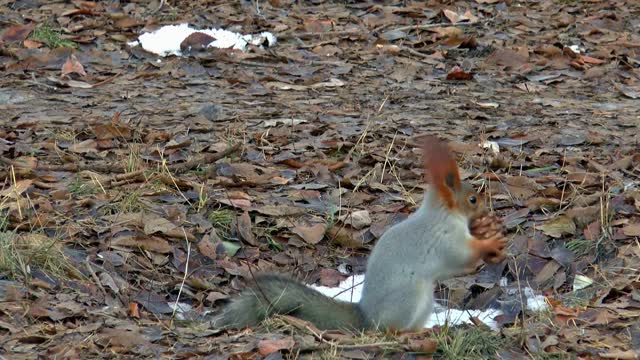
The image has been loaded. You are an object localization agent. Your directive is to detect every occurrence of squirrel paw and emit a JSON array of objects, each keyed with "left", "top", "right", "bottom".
[
  {"left": 470, "top": 233, "right": 507, "bottom": 264},
  {"left": 481, "top": 234, "right": 507, "bottom": 264},
  {"left": 470, "top": 214, "right": 507, "bottom": 264}
]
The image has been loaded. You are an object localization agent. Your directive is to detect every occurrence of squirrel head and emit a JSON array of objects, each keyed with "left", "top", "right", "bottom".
[{"left": 422, "top": 136, "right": 486, "bottom": 220}]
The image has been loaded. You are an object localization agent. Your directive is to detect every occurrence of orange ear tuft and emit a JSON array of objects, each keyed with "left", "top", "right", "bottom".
[{"left": 422, "top": 136, "right": 461, "bottom": 209}]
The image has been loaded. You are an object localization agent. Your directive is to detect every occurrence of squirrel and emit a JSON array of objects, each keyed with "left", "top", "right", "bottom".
[{"left": 214, "top": 136, "right": 507, "bottom": 332}]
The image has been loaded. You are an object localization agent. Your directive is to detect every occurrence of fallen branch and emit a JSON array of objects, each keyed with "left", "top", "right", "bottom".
[
  {"left": 384, "top": 21, "right": 479, "bottom": 34},
  {"left": 170, "top": 142, "right": 242, "bottom": 173},
  {"left": 278, "top": 29, "right": 364, "bottom": 40}
]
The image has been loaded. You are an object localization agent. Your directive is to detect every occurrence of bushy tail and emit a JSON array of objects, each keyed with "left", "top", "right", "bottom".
[{"left": 215, "top": 274, "right": 368, "bottom": 331}]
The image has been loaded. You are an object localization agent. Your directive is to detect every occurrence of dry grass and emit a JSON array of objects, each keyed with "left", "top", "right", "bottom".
[{"left": 0, "top": 231, "right": 79, "bottom": 281}]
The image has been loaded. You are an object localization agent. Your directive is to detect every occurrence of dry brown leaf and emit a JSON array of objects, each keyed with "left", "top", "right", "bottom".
[
  {"left": 534, "top": 260, "right": 561, "bottom": 286},
  {"left": 0, "top": 179, "right": 32, "bottom": 198},
  {"left": 622, "top": 223, "right": 640, "bottom": 237},
  {"left": 9, "top": 156, "right": 37, "bottom": 175},
  {"left": 339, "top": 210, "right": 371, "bottom": 230},
  {"left": 327, "top": 226, "right": 368, "bottom": 249},
  {"left": 599, "top": 350, "right": 639, "bottom": 359},
  {"left": 318, "top": 268, "right": 346, "bottom": 287},
  {"left": 446, "top": 66, "right": 473, "bottom": 81},
  {"left": 237, "top": 210, "right": 257, "bottom": 245},
  {"left": 69, "top": 139, "right": 98, "bottom": 153},
  {"left": 538, "top": 216, "right": 576, "bottom": 238},
  {"left": 92, "top": 115, "right": 132, "bottom": 140},
  {"left": 1, "top": 22, "right": 35, "bottom": 42},
  {"left": 291, "top": 222, "right": 326, "bottom": 245},
  {"left": 98, "top": 328, "right": 149, "bottom": 348},
  {"left": 143, "top": 217, "right": 178, "bottom": 235},
  {"left": 197, "top": 231, "right": 220, "bottom": 260},
  {"left": 257, "top": 337, "right": 295, "bottom": 356},
  {"left": 61, "top": 54, "right": 86, "bottom": 76},
  {"left": 111, "top": 235, "right": 172, "bottom": 253},
  {"left": 407, "top": 338, "right": 438, "bottom": 353}
]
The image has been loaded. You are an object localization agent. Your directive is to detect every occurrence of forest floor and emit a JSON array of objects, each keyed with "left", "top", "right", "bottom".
[{"left": 1, "top": 0, "right": 639, "bottom": 359}]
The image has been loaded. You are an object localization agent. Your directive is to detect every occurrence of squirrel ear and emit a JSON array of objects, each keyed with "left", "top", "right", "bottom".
[{"left": 422, "top": 135, "right": 461, "bottom": 209}]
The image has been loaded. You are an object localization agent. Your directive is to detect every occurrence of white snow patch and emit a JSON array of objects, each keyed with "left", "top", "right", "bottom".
[
  {"left": 427, "top": 304, "right": 502, "bottom": 329},
  {"left": 311, "top": 274, "right": 365, "bottom": 303},
  {"left": 168, "top": 301, "right": 193, "bottom": 320},
  {"left": 481, "top": 140, "right": 500, "bottom": 154},
  {"left": 128, "top": 23, "right": 277, "bottom": 57},
  {"left": 311, "top": 274, "right": 550, "bottom": 330}
]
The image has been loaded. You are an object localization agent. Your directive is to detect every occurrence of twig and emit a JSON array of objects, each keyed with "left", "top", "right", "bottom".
[
  {"left": 92, "top": 70, "right": 124, "bottom": 87},
  {"left": 84, "top": 260, "right": 107, "bottom": 296},
  {"left": 292, "top": 321, "right": 399, "bottom": 350},
  {"left": 108, "top": 169, "right": 146, "bottom": 187},
  {"left": 171, "top": 228, "right": 191, "bottom": 327},
  {"left": 35, "top": 162, "right": 127, "bottom": 174},
  {"left": 400, "top": 45, "right": 434, "bottom": 60},
  {"left": 278, "top": 29, "right": 363, "bottom": 40},
  {"left": 25, "top": 72, "right": 58, "bottom": 91},
  {"left": 279, "top": 21, "right": 477, "bottom": 40},
  {"left": 171, "top": 142, "right": 242, "bottom": 173},
  {"left": 386, "top": 21, "right": 479, "bottom": 34},
  {"left": 151, "top": 0, "right": 165, "bottom": 14}
]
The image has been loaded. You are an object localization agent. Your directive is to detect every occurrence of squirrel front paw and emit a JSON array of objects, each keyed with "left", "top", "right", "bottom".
[
  {"left": 469, "top": 233, "right": 507, "bottom": 264},
  {"left": 470, "top": 214, "right": 507, "bottom": 264},
  {"left": 482, "top": 234, "right": 507, "bottom": 264}
]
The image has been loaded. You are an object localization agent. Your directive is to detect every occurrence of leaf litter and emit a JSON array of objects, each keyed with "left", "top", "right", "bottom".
[{"left": 1, "top": 0, "right": 640, "bottom": 358}]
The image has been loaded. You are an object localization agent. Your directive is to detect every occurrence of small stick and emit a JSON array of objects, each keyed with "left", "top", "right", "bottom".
[
  {"left": 171, "top": 142, "right": 242, "bottom": 173},
  {"left": 171, "top": 228, "right": 191, "bottom": 327},
  {"left": 386, "top": 21, "right": 478, "bottom": 34}
]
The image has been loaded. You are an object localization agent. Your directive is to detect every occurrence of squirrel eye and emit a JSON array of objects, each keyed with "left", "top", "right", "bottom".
[{"left": 468, "top": 195, "right": 477, "bottom": 205}]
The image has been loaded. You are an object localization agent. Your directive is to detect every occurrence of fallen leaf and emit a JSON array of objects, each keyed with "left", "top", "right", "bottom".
[
  {"left": 110, "top": 234, "right": 172, "bottom": 254},
  {"left": 319, "top": 268, "right": 346, "bottom": 287},
  {"left": 599, "top": 350, "right": 639, "bottom": 359},
  {"left": 221, "top": 240, "right": 241, "bottom": 256},
  {"left": 614, "top": 82, "right": 640, "bottom": 99},
  {"left": 97, "top": 328, "right": 150, "bottom": 348},
  {"left": 573, "top": 274, "right": 594, "bottom": 291},
  {"left": 143, "top": 217, "right": 178, "bottom": 236},
  {"left": 291, "top": 222, "right": 326, "bottom": 245},
  {"left": 61, "top": 54, "right": 86, "bottom": 76},
  {"left": 237, "top": 211, "right": 257, "bottom": 245},
  {"left": 180, "top": 32, "right": 215, "bottom": 53},
  {"left": 407, "top": 338, "right": 437, "bottom": 353},
  {"left": 538, "top": 216, "right": 576, "bottom": 238},
  {"left": 339, "top": 210, "right": 371, "bottom": 230},
  {"left": 446, "top": 66, "right": 473, "bottom": 81},
  {"left": 129, "top": 302, "right": 140, "bottom": 318},
  {"left": 1, "top": 22, "right": 35, "bottom": 42},
  {"left": 134, "top": 290, "right": 173, "bottom": 314},
  {"left": 257, "top": 337, "right": 295, "bottom": 356},
  {"left": 622, "top": 223, "right": 640, "bottom": 237},
  {"left": 0, "top": 179, "right": 33, "bottom": 198}
]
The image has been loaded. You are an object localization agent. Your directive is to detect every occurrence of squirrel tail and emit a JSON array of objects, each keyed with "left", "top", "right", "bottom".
[
  {"left": 422, "top": 136, "right": 461, "bottom": 209},
  {"left": 215, "top": 274, "right": 368, "bottom": 331}
]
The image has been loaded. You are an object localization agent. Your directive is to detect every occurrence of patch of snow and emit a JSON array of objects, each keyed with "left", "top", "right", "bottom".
[
  {"left": 427, "top": 304, "right": 502, "bottom": 330},
  {"left": 311, "top": 274, "right": 365, "bottom": 303},
  {"left": 569, "top": 44, "right": 583, "bottom": 54},
  {"left": 168, "top": 301, "right": 193, "bottom": 320},
  {"left": 481, "top": 140, "right": 500, "bottom": 154},
  {"left": 311, "top": 274, "right": 549, "bottom": 330},
  {"left": 523, "top": 287, "right": 549, "bottom": 312},
  {"left": 128, "top": 23, "right": 277, "bottom": 57},
  {"left": 262, "top": 118, "right": 307, "bottom": 128}
]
